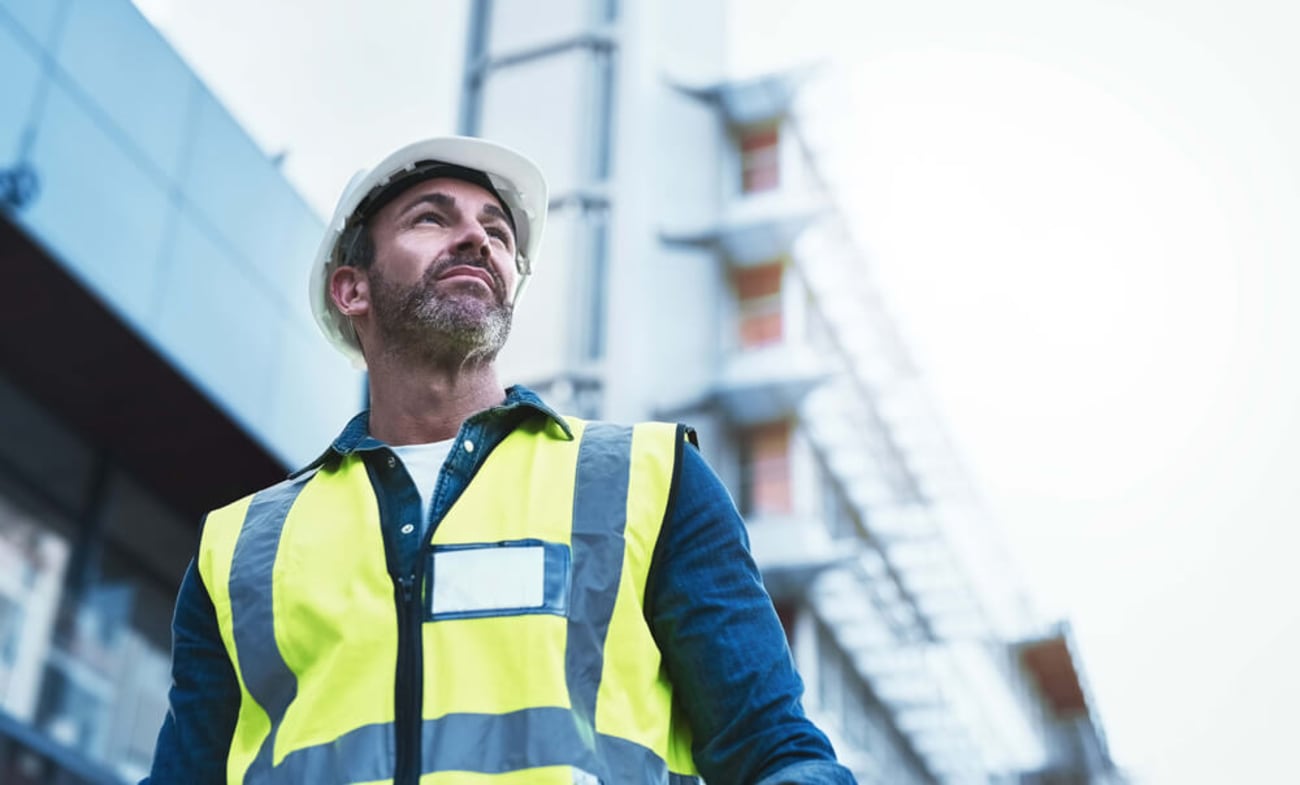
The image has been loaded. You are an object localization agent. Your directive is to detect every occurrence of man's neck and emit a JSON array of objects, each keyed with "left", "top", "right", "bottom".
[{"left": 365, "top": 359, "right": 506, "bottom": 446}]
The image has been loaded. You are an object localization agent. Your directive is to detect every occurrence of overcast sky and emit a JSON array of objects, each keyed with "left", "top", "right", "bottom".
[
  {"left": 730, "top": 3, "right": 1300, "bottom": 782},
  {"left": 133, "top": 1, "right": 1299, "bottom": 782}
]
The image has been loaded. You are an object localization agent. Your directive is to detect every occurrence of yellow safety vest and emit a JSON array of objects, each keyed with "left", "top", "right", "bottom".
[{"left": 198, "top": 416, "right": 699, "bottom": 784}]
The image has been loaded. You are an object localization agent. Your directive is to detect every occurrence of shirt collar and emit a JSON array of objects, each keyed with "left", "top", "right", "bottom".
[{"left": 320, "top": 383, "right": 572, "bottom": 461}]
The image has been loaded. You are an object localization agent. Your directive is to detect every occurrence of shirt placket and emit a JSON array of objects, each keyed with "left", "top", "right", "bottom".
[{"left": 426, "top": 417, "right": 490, "bottom": 534}]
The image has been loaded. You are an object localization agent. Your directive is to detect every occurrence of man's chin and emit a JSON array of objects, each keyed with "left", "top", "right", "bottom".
[
  {"left": 371, "top": 277, "right": 512, "bottom": 363},
  {"left": 427, "top": 286, "right": 508, "bottom": 317},
  {"left": 432, "top": 300, "right": 509, "bottom": 330},
  {"left": 434, "top": 274, "right": 501, "bottom": 299},
  {"left": 408, "top": 304, "right": 512, "bottom": 362}
]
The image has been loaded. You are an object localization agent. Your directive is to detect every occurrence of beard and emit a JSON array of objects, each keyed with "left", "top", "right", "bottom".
[{"left": 368, "top": 254, "right": 513, "bottom": 368}]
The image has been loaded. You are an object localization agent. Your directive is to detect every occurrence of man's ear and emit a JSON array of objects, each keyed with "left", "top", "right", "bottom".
[{"left": 330, "top": 265, "right": 370, "bottom": 317}]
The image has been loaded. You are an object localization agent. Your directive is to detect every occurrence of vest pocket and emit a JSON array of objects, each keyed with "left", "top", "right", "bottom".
[{"left": 424, "top": 539, "right": 571, "bottom": 621}]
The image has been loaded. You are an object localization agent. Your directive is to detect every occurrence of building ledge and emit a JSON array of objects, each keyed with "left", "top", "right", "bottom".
[
  {"left": 712, "top": 342, "right": 828, "bottom": 424},
  {"left": 665, "top": 64, "right": 819, "bottom": 127},
  {"left": 746, "top": 513, "right": 846, "bottom": 596},
  {"left": 660, "top": 188, "right": 824, "bottom": 266}
]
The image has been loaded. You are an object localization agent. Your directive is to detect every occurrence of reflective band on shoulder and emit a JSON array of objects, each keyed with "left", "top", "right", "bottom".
[
  {"left": 567, "top": 422, "right": 634, "bottom": 739},
  {"left": 228, "top": 470, "right": 315, "bottom": 783}
]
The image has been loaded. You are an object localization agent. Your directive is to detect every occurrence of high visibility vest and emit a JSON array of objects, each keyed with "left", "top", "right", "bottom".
[{"left": 198, "top": 417, "right": 700, "bottom": 784}]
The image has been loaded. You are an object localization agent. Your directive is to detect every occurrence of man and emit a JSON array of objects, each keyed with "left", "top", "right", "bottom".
[{"left": 145, "top": 136, "right": 855, "bottom": 785}]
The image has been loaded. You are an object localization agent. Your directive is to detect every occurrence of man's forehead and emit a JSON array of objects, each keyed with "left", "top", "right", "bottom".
[
  {"left": 350, "top": 159, "right": 518, "bottom": 233},
  {"left": 387, "top": 176, "right": 507, "bottom": 216}
]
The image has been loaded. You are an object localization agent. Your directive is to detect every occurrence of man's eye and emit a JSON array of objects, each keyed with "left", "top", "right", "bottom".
[
  {"left": 487, "top": 227, "right": 511, "bottom": 243},
  {"left": 415, "top": 212, "right": 445, "bottom": 225}
]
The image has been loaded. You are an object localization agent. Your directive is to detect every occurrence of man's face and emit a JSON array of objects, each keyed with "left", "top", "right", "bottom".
[{"left": 363, "top": 177, "right": 519, "bottom": 364}]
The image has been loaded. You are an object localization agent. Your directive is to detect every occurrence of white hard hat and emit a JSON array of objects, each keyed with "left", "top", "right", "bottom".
[{"left": 308, "top": 135, "right": 548, "bottom": 367}]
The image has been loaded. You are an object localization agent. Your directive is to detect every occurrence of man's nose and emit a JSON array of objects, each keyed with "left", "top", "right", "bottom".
[{"left": 453, "top": 223, "right": 491, "bottom": 258}]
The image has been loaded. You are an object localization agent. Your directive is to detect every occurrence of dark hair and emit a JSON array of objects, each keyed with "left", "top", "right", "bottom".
[{"left": 337, "top": 222, "right": 375, "bottom": 270}]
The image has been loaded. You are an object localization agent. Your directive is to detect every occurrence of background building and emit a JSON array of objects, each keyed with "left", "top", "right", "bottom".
[
  {"left": 0, "top": 0, "right": 359, "bottom": 781},
  {"left": 462, "top": 1, "right": 1120, "bottom": 783},
  {"left": 0, "top": 0, "right": 1116, "bottom": 782}
]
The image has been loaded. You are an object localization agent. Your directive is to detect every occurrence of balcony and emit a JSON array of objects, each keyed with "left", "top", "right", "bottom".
[
  {"left": 712, "top": 341, "right": 828, "bottom": 425},
  {"left": 745, "top": 512, "right": 845, "bottom": 596},
  {"left": 668, "top": 66, "right": 817, "bottom": 128},
  {"left": 660, "top": 187, "right": 823, "bottom": 267}
]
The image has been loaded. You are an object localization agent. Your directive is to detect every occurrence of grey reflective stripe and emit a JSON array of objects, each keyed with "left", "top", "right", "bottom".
[
  {"left": 228, "top": 470, "right": 316, "bottom": 785},
  {"left": 596, "top": 731, "right": 672, "bottom": 784},
  {"left": 254, "top": 720, "right": 393, "bottom": 784},
  {"left": 568, "top": 423, "right": 682, "bottom": 785},
  {"left": 270, "top": 707, "right": 691, "bottom": 783},
  {"left": 568, "top": 423, "right": 700, "bottom": 785},
  {"left": 567, "top": 421, "right": 634, "bottom": 736}
]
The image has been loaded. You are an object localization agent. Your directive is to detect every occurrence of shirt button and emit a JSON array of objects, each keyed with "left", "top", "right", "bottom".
[
  {"left": 386, "top": 456, "right": 397, "bottom": 468},
  {"left": 463, "top": 440, "right": 475, "bottom": 453},
  {"left": 400, "top": 523, "right": 415, "bottom": 535}
]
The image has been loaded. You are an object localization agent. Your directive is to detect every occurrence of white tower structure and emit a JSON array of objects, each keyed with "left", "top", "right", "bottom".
[{"left": 458, "top": 2, "right": 1119, "bottom": 783}]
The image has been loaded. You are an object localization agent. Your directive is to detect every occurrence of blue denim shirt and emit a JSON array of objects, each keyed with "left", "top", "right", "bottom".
[{"left": 144, "top": 386, "right": 855, "bottom": 785}]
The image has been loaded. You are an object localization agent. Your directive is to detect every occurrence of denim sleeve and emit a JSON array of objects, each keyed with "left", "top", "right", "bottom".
[
  {"left": 646, "top": 444, "right": 857, "bottom": 785},
  {"left": 141, "top": 558, "right": 238, "bottom": 785}
]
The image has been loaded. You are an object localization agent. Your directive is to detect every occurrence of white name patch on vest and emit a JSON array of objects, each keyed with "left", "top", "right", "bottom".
[{"left": 426, "top": 540, "right": 570, "bottom": 620}]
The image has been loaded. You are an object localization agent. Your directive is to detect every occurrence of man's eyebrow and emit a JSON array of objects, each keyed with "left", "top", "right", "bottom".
[
  {"left": 480, "top": 203, "right": 511, "bottom": 225},
  {"left": 399, "top": 192, "right": 458, "bottom": 215}
]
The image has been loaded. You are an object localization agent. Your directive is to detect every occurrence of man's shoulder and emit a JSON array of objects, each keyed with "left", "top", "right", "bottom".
[
  {"left": 203, "top": 465, "right": 322, "bottom": 529},
  {"left": 568, "top": 417, "right": 691, "bottom": 440}
]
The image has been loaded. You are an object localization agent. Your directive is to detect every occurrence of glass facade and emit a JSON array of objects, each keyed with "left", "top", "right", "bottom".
[
  {"left": 0, "top": 1, "right": 363, "bottom": 781},
  {"left": 0, "top": 371, "right": 182, "bottom": 783},
  {"left": 0, "top": 0, "right": 359, "bottom": 471}
]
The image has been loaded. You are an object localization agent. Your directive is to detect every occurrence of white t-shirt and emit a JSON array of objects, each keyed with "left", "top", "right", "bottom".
[{"left": 391, "top": 439, "right": 455, "bottom": 535}]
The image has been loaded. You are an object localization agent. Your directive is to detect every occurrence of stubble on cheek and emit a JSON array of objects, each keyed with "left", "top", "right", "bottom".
[{"left": 369, "top": 260, "right": 513, "bottom": 365}]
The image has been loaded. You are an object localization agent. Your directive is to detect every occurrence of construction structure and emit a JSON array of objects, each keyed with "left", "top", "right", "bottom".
[{"left": 460, "top": 1, "right": 1120, "bottom": 783}]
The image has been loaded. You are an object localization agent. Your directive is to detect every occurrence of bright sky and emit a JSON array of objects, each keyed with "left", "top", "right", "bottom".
[
  {"left": 730, "top": 2, "right": 1300, "bottom": 782},
  {"left": 134, "top": 1, "right": 1299, "bottom": 782}
]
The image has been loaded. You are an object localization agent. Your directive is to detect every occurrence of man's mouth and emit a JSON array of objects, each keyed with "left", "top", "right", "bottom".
[{"left": 432, "top": 261, "right": 501, "bottom": 299}]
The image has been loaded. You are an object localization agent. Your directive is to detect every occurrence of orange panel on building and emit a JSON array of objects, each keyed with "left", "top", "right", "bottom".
[
  {"left": 733, "top": 261, "right": 784, "bottom": 300},
  {"left": 735, "top": 261, "right": 784, "bottom": 348},
  {"left": 739, "top": 310, "right": 783, "bottom": 347},
  {"left": 746, "top": 420, "right": 793, "bottom": 515},
  {"left": 740, "top": 125, "right": 780, "bottom": 193}
]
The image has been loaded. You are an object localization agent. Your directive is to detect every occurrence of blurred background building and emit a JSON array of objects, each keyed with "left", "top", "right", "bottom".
[
  {"left": 0, "top": 0, "right": 1118, "bottom": 782},
  {"left": 0, "top": 0, "right": 359, "bottom": 781},
  {"left": 464, "top": 1, "right": 1121, "bottom": 783}
]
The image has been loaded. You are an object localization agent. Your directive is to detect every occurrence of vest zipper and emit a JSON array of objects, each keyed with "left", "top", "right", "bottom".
[
  {"left": 392, "top": 436, "right": 460, "bottom": 783},
  {"left": 394, "top": 571, "right": 423, "bottom": 785}
]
